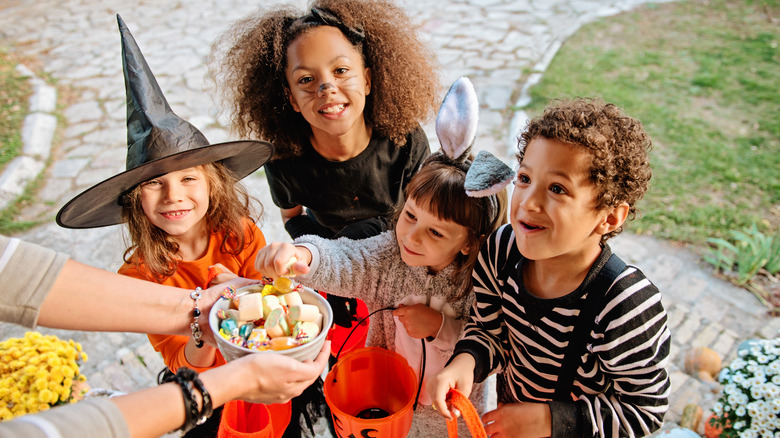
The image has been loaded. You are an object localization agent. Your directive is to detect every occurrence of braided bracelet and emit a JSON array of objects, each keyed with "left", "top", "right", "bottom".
[
  {"left": 190, "top": 287, "right": 204, "bottom": 348},
  {"left": 178, "top": 368, "right": 213, "bottom": 426},
  {"left": 162, "top": 368, "right": 213, "bottom": 434},
  {"left": 161, "top": 369, "right": 197, "bottom": 434}
]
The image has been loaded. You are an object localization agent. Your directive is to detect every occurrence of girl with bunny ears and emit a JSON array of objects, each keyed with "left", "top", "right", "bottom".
[{"left": 253, "top": 77, "right": 513, "bottom": 437}]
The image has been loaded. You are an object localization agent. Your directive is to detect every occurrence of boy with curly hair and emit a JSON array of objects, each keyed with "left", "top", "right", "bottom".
[{"left": 429, "top": 98, "right": 671, "bottom": 437}]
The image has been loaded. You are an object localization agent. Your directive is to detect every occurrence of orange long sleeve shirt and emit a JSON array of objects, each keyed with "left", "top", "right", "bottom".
[{"left": 118, "top": 221, "right": 266, "bottom": 372}]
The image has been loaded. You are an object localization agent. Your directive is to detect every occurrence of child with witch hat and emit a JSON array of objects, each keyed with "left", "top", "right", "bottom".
[{"left": 57, "top": 15, "right": 288, "bottom": 438}]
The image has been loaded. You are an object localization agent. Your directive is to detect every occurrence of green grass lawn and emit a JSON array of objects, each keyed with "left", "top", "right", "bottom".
[
  {"left": 0, "top": 49, "right": 29, "bottom": 171},
  {"left": 522, "top": 0, "right": 779, "bottom": 246}
]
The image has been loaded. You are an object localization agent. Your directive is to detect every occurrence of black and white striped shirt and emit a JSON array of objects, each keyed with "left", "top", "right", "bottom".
[{"left": 454, "top": 225, "right": 671, "bottom": 437}]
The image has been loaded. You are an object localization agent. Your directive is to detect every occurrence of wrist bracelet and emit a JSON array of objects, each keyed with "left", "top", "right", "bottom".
[
  {"left": 162, "top": 368, "right": 213, "bottom": 434},
  {"left": 162, "top": 369, "right": 197, "bottom": 435},
  {"left": 190, "top": 287, "right": 204, "bottom": 348},
  {"left": 186, "top": 369, "right": 213, "bottom": 425}
]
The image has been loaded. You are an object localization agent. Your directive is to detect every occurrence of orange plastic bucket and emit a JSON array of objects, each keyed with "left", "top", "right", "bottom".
[
  {"left": 323, "top": 347, "right": 416, "bottom": 438},
  {"left": 319, "top": 291, "right": 369, "bottom": 358},
  {"left": 217, "top": 400, "right": 291, "bottom": 438}
]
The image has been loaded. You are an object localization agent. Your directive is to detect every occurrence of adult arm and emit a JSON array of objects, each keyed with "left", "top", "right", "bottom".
[
  {"left": 0, "top": 235, "right": 252, "bottom": 344},
  {"left": 0, "top": 341, "right": 330, "bottom": 438},
  {"left": 40, "top": 259, "right": 253, "bottom": 344}
]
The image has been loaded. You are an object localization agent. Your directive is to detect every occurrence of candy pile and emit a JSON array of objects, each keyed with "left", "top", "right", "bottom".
[{"left": 216, "top": 278, "right": 323, "bottom": 351}]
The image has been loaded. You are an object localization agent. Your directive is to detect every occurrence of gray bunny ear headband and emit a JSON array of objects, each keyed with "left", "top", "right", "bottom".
[{"left": 435, "top": 77, "right": 514, "bottom": 197}]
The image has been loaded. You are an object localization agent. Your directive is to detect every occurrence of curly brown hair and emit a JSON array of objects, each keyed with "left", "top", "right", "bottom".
[
  {"left": 393, "top": 153, "right": 509, "bottom": 299},
  {"left": 209, "top": 0, "right": 440, "bottom": 159},
  {"left": 120, "top": 162, "right": 261, "bottom": 281},
  {"left": 518, "top": 98, "right": 652, "bottom": 241}
]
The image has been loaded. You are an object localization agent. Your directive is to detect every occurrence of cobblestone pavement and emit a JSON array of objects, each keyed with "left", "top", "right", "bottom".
[{"left": 0, "top": 0, "right": 778, "bottom": 436}]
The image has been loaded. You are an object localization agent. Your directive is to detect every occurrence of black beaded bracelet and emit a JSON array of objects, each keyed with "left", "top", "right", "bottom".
[{"left": 190, "top": 287, "right": 204, "bottom": 348}]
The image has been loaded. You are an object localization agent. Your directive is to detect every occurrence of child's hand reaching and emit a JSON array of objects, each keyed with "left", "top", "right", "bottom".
[
  {"left": 393, "top": 304, "right": 443, "bottom": 339},
  {"left": 254, "top": 242, "right": 312, "bottom": 279},
  {"left": 428, "top": 353, "right": 476, "bottom": 420}
]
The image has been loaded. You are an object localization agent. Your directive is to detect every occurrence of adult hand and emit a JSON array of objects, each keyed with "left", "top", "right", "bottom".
[
  {"left": 482, "top": 402, "right": 551, "bottom": 438},
  {"left": 207, "top": 263, "right": 238, "bottom": 286},
  {"left": 428, "top": 353, "right": 476, "bottom": 420},
  {"left": 215, "top": 340, "right": 331, "bottom": 404},
  {"left": 199, "top": 276, "right": 259, "bottom": 346}
]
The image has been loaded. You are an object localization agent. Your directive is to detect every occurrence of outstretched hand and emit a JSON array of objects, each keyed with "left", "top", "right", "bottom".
[
  {"left": 199, "top": 276, "right": 260, "bottom": 346},
  {"left": 207, "top": 263, "right": 238, "bottom": 287},
  {"left": 254, "top": 242, "right": 312, "bottom": 279},
  {"left": 227, "top": 340, "right": 331, "bottom": 404},
  {"left": 428, "top": 353, "right": 476, "bottom": 420}
]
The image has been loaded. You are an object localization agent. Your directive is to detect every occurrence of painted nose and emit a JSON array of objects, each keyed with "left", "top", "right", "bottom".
[{"left": 317, "top": 82, "right": 335, "bottom": 97}]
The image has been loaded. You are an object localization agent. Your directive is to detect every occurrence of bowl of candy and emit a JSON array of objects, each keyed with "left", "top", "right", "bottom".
[{"left": 210, "top": 278, "right": 333, "bottom": 362}]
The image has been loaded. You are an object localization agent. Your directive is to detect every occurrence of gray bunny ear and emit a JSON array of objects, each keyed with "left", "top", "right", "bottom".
[
  {"left": 436, "top": 77, "right": 478, "bottom": 162},
  {"left": 465, "top": 150, "right": 514, "bottom": 197}
]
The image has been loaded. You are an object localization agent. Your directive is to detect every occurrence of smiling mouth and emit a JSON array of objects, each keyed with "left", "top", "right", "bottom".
[
  {"left": 403, "top": 245, "right": 421, "bottom": 256},
  {"left": 161, "top": 210, "right": 190, "bottom": 219},
  {"left": 319, "top": 104, "right": 346, "bottom": 115}
]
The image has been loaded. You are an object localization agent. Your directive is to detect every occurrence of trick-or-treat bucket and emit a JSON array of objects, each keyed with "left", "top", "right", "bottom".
[
  {"left": 217, "top": 400, "right": 291, "bottom": 438},
  {"left": 323, "top": 347, "right": 416, "bottom": 438},
  {"left": 319, "top": 291, "right": 369, "bottom": 358}
]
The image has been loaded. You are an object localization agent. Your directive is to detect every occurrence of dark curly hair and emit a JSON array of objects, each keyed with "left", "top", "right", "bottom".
[
  {"left": 209, "top": 0, "right": 440, "bottom": 160},
  {"left": 517, "top": 98, "right": 652, "bottom": 241}
]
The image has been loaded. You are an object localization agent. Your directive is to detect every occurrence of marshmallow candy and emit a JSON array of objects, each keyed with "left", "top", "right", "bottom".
[
  {"left": 289, "top": 304, "right": 320, "bottom": 323},
  {"left": 237, "top": 293, "right": 263, "bottom": 321}
]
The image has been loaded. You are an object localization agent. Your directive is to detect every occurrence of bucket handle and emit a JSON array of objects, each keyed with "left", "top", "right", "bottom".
[
  {"left": 445, "top": 389, "right": 487, "bottom": 438},
  {"left": 332, "top": 305, "right": 425, "bottom": 411}
]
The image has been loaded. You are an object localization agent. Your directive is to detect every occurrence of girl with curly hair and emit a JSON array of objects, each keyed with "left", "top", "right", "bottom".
[
  {"left": 211, "top": 0, "right": 440, "bottom": 240},
  {"left": 211, "top": 4, "right": 440, "bottom": 433}
]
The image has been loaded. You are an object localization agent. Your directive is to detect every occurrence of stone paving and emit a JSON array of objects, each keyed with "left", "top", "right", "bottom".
[{"left": 0, "top": 0, "right": 778, "bottom": 436}]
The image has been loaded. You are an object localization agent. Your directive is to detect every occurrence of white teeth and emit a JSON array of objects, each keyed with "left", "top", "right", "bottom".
[{"left": 320, "top": 104, "right": 345, "bottom": 114}]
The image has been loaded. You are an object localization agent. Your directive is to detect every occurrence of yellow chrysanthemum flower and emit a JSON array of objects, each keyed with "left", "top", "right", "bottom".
[
  {"left": 33, "top": 378, "right": 47, "bottom": 392},
  {"left": 0, "top": 331, "right": 87, "bottom": 421}
]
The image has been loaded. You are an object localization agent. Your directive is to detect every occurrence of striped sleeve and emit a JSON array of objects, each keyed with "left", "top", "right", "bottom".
[
  {"left": 0, "top": 236, "right": 69, "bottom": 328},
  {"left": 453, "top": 225, "right": 516, "bottom": 382},
  {"left": 581, "top": 267, "right": 671, "bottom": 437}
]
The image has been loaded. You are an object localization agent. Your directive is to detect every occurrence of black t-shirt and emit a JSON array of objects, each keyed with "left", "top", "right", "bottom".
[{"left": 265, "top": 126, "right": 430, "bottom": 233}]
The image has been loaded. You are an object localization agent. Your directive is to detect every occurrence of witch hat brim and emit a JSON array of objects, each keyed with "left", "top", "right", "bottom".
[
  {"left": 56, "top": 140, "right": 273, "bottom": 229},
  {"left": 56, "top": 15, "right": 273, "bottom": 229}
]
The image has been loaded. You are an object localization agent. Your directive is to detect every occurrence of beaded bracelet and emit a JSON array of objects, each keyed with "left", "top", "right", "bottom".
[{"left": 190, "top": 287, "right": 204, "bottom": 348}]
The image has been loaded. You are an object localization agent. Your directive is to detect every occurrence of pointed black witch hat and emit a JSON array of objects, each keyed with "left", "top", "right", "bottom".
[{"left": 56, "top": 15, "right": 273, "bottom": 229}]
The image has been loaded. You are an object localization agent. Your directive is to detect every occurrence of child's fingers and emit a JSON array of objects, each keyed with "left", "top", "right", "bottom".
[
  {"left": 292, "top": 260, "right": 310, "bottom": 277},
  {"left": 431, "top": 398, "right": 453, "bottom": 420}
]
